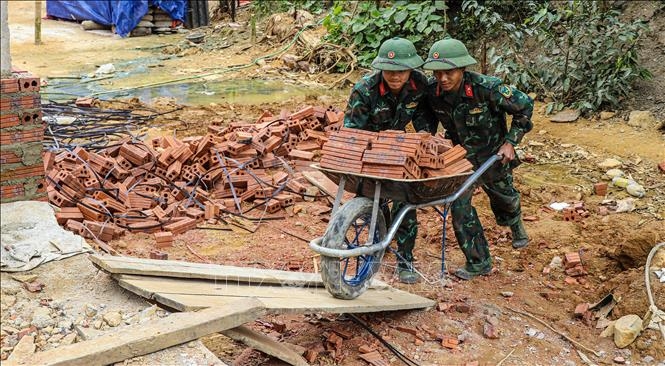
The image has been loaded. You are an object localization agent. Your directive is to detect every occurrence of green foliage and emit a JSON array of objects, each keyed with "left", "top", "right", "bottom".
[
  {"left": 486, "top": 1, "right": 652, "bottom": 114},
  {"left": 323, "top": 1, "right": 447, "bottom": 70},
  {"left": 251, "top": 0, "right": 329, "bottom": 19},
  {"left": 449, "top": 0, "right": 542, "bottom": 46}
]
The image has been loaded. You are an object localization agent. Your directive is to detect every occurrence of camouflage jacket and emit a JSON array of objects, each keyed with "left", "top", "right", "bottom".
[
  {"left": 344, "top": 70, "right": 431, "bottom": 132},
  {"left": 426, "top": 71, "right": 533, "bottom": 165}
]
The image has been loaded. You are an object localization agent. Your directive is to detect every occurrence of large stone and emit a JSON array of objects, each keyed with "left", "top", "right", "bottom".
[
  {"left": 102, "top": 311, "right": 122, "bottom": 327},
  {"left": 614, "top": 314, "right": 642, "bottom": 348},
  {"left": 7, "top": 335, "right": 35, "bottom": 362},
  {"left": 550, "top": 109, "right": 580, "bottom": 123},
  {"left": 627, "top": 110, "right": 656, "bottom": 129},
  {"left": 31, "top": 307, "right": 54, "bottom": 329},
  {"left": 598, "top": 158, "right": 622, "bottom": 169},
  {"left": 600, "top": 111, "right": 616, "bottom": 120}
]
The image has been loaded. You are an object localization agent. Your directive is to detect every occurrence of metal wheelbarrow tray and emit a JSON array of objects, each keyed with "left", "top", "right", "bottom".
[{"left": 311, "top": 163, "right": 472, "bottom": 204}]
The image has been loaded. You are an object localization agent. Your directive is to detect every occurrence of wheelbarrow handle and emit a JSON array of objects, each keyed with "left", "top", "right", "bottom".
[{"left": 430, "top": 154, "right": 502, "bottom": 205}]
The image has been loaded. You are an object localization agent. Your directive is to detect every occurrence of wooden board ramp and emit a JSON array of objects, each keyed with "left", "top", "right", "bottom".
[
  {"left": 92, "top": 255, "right": 435, "bottom": 314},
  {"left": 90, "top": 254, "right": 391, "bottom": 289},
  {"left": 116, "top": 274, "right": 435, "bottom": 313}
]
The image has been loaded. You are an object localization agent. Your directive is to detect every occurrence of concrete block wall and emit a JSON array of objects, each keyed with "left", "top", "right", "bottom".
[{"left": 0, "top": 72, "right": 45, "bottom": 203}]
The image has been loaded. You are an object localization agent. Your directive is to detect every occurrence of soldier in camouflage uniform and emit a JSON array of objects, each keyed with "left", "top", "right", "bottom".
[
  {"left": 344, "top": 37, "right": 430, "bottom": 284},
  {"left": 422, "top": 38, "right": 534, "bottom": 280}
]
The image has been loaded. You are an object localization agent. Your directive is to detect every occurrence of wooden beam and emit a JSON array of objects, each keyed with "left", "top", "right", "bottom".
[
  {"left": 89, "top": 254, "right": 325, "bottom": 287},
  {"left": 5, "top": 299, "right": 266, "bottom": 366},
  {"left": 115, "top": 274, "right": 434, "bottom": 314},
  {"left": 221, "top": 326, "right": 308, "bottom": 366}
]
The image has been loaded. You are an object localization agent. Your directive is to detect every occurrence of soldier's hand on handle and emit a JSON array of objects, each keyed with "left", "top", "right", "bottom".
[{"left": 497, "top": 142, "right": 516, "bottom": 164}]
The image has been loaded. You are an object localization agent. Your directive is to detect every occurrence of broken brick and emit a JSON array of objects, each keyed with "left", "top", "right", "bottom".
[
  {"left": 564, "top": 252, "right": 581, "bottom": 268},
  {"left": 593, "top": 182, "right": 608, "bottom": 196},
  {"left": 574, "top": 303, "right": 589, "bottom": 317}
]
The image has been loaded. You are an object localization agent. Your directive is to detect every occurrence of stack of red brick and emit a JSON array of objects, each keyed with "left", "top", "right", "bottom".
[
  {"left": 0, "top": 72, "right": 45, "bottom": 203},
  {"left": 320, "top": 127, "right": 472, "bottom": 179},
  {"left": 44, "top": 105, "right": 345, "bottom": 244}
]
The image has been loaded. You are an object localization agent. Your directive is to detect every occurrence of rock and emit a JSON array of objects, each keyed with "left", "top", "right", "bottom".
[
  {"left": 102, "top": 312, "right": 122, "bottom": 327},
  {"left": 31, "top": 307, "right": 54, "bottom": 329},
  {"left": 93, "top": 320, "right": 103, "bottom": 330},
  {"left": 84, "top": 304, "right": 97, "bottom": 318},
  {"left": 549, "top": 109, "right": 580, "bottom": 123},
  {"left": 48, "top": 334, "right": 64, "bottom": 343},
  {"left": 483, "top": 322, "right": 499, "bottom": 339},
  {"left": 613, "top": 356, "right": 625, "bottom": 364},
  {"left": 303, "top": 186, "right": 319, "bottom": 202},
  {"left": 1, "top": 295, "right": 16, "bottom": 310},
  {"left": 500, "top": 291, "right": 513, "bottom": 298},
  {"left": 7, "top": 335, "right": 35, "bottom": 362},
  {"left": 627, "top": 110, "right": 656, "bottom": 128},
  {"left": 599, "top": 158, "right": 622, "bottom": 169},
  {"left": 60, "top": 332, "right": 77, "bottom": 345},
  {"left": 81, "top": 20, "right": 109, "bottom": 31},
  {"left": 613, "top": 314, "right": 642, "bottom": 348},
  {"left": 95, "top": 63, "right": 116, "bottom": 75},
  {"left": 11, "top": 274, "right": 38, "bottom": 283},
  {"left": 600, "top": 111, "right": 616, "bottom": 120},
  {"left": 604, "top": 169, "right": 624, "bottom": 180},
  {"left": 58, "top": 319, "right": 73, "bottom": 331},
  {"left": 137, "top": 305, "right": 158, "bottom": 324},
  {"left": 549, "top": 256, "right": 563, "bottom": 270},
  {"left": 22, "top": 281, "right": 44, "bottom": 293}
]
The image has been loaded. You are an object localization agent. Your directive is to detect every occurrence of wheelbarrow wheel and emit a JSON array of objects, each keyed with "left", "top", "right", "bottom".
[{"left": 320, "top": 197, "right": 387, "bottom": 300}]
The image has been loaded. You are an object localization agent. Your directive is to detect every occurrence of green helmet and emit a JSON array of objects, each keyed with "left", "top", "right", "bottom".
[
  {"left": 423, "top": 38, "right": 477, "bottom": 71},
  {"left": 371, "top": 37, "right": 424, "bottom": 71}
]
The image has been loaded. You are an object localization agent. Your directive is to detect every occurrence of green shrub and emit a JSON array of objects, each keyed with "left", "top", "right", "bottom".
[
  {"left": 323, "top": 1, "right": 447, "bottom": 70},
  {"left": 487, "top": 1, "right": 652, "bottom": 114}
]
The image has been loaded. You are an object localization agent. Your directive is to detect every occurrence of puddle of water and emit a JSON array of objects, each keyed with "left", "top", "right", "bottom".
[{"left": 43, "top": 78, "right": 347, "bottom": 106}]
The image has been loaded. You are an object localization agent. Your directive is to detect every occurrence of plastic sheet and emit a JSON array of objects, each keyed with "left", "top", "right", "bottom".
[{"left": 46, "top": 0, "right": 187, "bottom": 37}]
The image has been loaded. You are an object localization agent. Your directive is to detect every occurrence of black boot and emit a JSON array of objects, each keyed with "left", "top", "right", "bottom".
[{"left": 510, "top": 219, "right": 529, "bottom": 249}]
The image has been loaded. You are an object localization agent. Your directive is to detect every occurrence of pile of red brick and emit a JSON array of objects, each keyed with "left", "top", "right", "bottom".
[
  {"left": 0, "top": 72, "right": 45, "bottom": 203},
  {"left": 320, "top": 127, "right": 472, "bottom": 179},
  {"left": 44, "top": 105, "right": 345, "bottom": 245}
]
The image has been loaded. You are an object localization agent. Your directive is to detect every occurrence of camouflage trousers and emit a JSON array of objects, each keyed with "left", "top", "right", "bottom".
[
  {"left": 451, "top": 162, "right": 521, "bottom": 273},
  {"left": 390, "top": 201, "right": 417, "bottom": 267}
]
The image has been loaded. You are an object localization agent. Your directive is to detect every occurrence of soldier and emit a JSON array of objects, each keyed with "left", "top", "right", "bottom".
[
  {"left": 422, "top": 38, "right": 534, "bottom": 280},
  {"left": 344, "top": 37, "right": 430, "bottom": 284}
]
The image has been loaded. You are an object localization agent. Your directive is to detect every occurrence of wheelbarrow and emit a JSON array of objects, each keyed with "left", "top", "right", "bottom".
[{"left": 309, "top": 154, "right": 502, "bottom": 299}]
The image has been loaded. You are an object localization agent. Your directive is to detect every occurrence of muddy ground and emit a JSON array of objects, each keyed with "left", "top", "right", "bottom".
[{"left": 3, "top": 1, "right": 665, "bottom": 365}]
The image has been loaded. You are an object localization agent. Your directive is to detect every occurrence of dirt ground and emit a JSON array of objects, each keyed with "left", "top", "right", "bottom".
[{"left": 4, "top": 1, "right": 665, "bottom": 365}]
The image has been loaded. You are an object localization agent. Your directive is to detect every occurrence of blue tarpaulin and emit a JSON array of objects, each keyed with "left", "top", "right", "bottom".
[{"left": 46, "top": 0, "right": 187, "bottom": 37}]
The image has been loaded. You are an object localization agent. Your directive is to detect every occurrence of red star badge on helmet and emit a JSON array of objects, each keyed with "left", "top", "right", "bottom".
[
  {"left": 387, "top": 51, "right": 395, "bottom": 59},
  {"left": 433, "top": 52, "right": 439, "bottom": 59}
]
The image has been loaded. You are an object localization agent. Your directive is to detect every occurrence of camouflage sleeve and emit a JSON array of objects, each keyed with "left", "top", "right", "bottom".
[
  {"left": 411, "top": 98, "right": 436, "bottom": 134},
  {"left": 491, "top": 84, "right": 534, "bottom": 145},
  {"left": 343, "top": 88, "right": 371, "bottom": 130}
]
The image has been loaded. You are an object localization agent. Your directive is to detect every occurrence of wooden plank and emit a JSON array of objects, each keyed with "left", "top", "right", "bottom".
[
  {"left": 116, "top": 275, "right": 435, "bottom": 314},
  {"left": 6, "top": 299, "right": 266, "bottom": 366},
  {"left": 302, "top": 170, "right": 354, "bottom": 202},
  {"left": 91, "top": 255, "right": 390, "bottom": 289},
  {"left": 221, "top": 326, "right": 308, "bottom": 366},
  {"left": 90, "top": 254, "right": 323, "bottom": 287}
]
